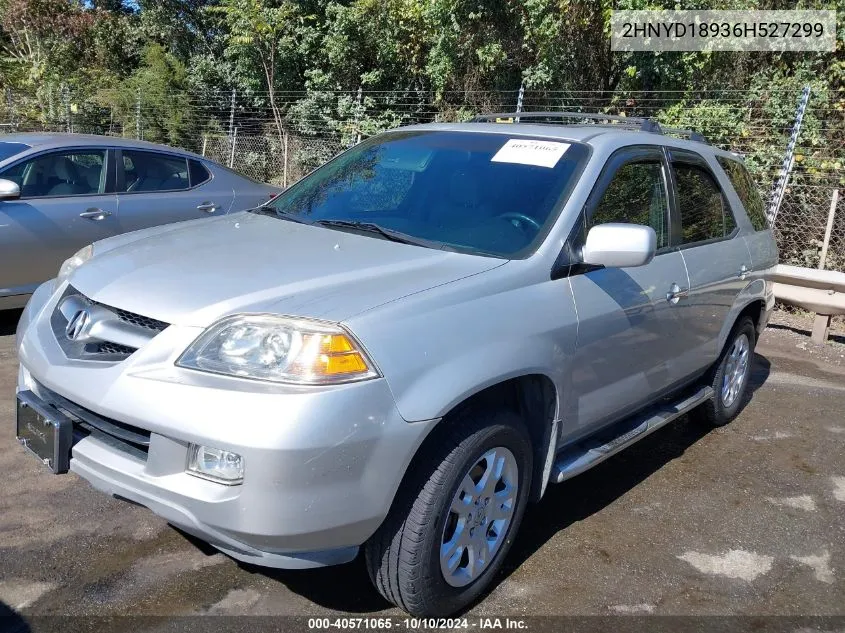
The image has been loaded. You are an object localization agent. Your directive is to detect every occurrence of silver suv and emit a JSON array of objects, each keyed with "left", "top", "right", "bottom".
[{"left": 14, "top": 114, "right": 777, "bottom": 616}]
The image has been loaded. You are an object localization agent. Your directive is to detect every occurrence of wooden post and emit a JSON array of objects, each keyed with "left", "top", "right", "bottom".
[
  {"left": 818, "top": 188, "right": 839, "bottom": 271},
  {"left": 201, "top": 135, "right": 207, "bottom": 158},
  {"left": 812, "top": 314, "right": 832, "bottom": 344},
  {"left": 811, "top": 188, "right": 839, "bottom": 344}
]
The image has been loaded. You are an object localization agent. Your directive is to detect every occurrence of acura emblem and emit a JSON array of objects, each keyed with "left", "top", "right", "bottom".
[{"left": 65, "top": 309, "right": 90, "bottom": 341}]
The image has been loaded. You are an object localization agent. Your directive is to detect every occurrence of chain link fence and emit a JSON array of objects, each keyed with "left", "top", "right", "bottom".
[
  {"left": 201, "top": 132, "right": 343, "bottom": 187},
  {"left": 1, "top": 86, "right": 842, "bottom": 271}
]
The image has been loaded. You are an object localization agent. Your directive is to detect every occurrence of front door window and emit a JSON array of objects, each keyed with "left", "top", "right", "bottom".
[{"left": 1, "top": 150, "right": 106, "bottom": 198}]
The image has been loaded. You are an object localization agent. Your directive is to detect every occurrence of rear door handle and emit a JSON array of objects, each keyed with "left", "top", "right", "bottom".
[
  {"left": 666, "top": 282, "right": 689, "bottom": 305},
  {"left": 79, "top": 208, "right": 112, "bottom": 221},
  {"left": 197, "top": 202, "right": 218, "bottom": 213}
]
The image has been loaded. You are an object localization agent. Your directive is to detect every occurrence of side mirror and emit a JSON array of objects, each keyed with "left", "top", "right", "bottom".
[
  {"left": 0, "top": 179, "right": 21, "bottom": 201},
  {"left": 582, "top": 223, "right": 657, "bottom": 268}
]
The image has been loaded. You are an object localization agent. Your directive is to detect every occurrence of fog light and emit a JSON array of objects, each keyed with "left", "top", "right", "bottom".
[{"left": 187, "top": 444, "right": 244, "bottom": 484}]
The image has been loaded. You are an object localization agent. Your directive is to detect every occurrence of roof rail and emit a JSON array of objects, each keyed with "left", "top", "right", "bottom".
[
  {"left": 470, "top": 111, "right": 710, "bottom": 145},
  {"left": 470, "top": 111, "right": 663, "bottom": 134},
  {"left": 659, "top": 126, "right": 709, "bottom": 144}
]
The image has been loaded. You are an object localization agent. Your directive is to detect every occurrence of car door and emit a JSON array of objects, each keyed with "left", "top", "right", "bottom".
[
  {"left": 668, "top": 149, "right": 751, "bottom": 371},
  {"left": 0, "top": 147, "right": 119, "bottom": 297},
  {"left": 114, "top": 149, "right": 235, "bottom": 233},
  {"left": 566, "top": 146, "right": 693, "bottom": 433}
]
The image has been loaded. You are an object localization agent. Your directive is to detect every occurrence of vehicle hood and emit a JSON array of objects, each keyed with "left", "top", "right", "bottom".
[{"left": 71, "top": 212, "right": 506, "bottom": 327}]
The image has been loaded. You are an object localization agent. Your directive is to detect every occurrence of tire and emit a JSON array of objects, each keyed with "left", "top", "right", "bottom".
[
  {"left": 692, "top": 316, "right": 756, "bottom": 427},
  {"left": 365, "top": 408, "right": 533, "bottom": 616}
]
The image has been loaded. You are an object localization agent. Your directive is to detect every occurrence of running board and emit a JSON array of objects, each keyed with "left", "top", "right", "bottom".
[{"left": 551, "top": 385, "right": 713, "bottom": 484}]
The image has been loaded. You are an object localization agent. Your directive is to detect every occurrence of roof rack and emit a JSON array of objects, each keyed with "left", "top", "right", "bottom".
[
  {"left": 659, "top": 126, "right": 709, "bottom": 144},
  {"left": 469, "top": 111, "right": 709, "bottom": 145}
]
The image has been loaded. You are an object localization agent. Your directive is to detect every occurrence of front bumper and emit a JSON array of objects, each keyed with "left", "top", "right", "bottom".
[{"left": 16, "top": 283, "right": 437, "bottom": 568}]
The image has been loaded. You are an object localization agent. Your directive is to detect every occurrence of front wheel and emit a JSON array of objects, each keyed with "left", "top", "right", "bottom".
[{"left": 365, "top": 409, "right": 532, "bottom": 616}]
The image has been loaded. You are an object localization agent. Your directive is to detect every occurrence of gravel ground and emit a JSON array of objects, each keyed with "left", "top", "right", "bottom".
[
  {"left": 0, "top": 309, "right": 843, "bottom": 633},
  {"left": 766, "top": 309, "right": 845, "bottom": 367}
]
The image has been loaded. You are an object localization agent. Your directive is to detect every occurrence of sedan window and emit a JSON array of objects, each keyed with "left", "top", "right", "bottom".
[
  {"left": 0, "top": 149, "right": 106, "bottom": 198},
  {"left": 189, "top": 159, "right": 211, "bottom": 187},
  {"left": 120, "top": 151, "right": 189, "bottom": 193}
]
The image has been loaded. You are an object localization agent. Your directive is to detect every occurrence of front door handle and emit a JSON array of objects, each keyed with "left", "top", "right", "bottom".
[
  {"left": 197, "top": 202, "right": 218, "bottom": 213},
  {"left": 666, "top": 282, "right": 689, "bottom": 305},
  {"left": 739, "top": 264, "right": 749, "bottom": 280},
  {"left": 79, "top": 208, "right": 112, "bottom": 221}
]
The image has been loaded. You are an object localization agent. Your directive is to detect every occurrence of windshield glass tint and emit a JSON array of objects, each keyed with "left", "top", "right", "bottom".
[
  {"left": 0, "top": 142, "right": 30, "bottom": 163},
  {"left": 268, "top": 131, "right": 588, "bottom": 257}
]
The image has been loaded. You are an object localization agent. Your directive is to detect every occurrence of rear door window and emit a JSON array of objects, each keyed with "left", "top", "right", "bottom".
[
  {"left": 589, "top": 160, "right": 670, "bottom": 249},
  {"left": 120, "top": 151, "right": 189, "bottom": 193},
  {"left": 673, "top": 163, "right": 736, "bottom": 245},
  {"left": 717, "top": 156, "right": 768, "bottom": 231}
]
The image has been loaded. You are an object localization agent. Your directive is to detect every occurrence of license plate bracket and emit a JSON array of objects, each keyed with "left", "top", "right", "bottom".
[{"left": 16, "top": 390, "right": 73, "bottom": 474}]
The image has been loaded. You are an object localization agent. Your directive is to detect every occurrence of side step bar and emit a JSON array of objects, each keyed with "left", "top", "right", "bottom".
[{"left": 551, "top": 385, "right": 713, "bottom": 484}]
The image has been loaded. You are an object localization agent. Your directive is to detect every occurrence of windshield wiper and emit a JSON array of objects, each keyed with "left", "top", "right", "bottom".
[
  {"left": 249, "top": 206, "right": 314, "bottom": 225},
  {"left": 314, "top": 220, "right": 448, "bottom": 249}
]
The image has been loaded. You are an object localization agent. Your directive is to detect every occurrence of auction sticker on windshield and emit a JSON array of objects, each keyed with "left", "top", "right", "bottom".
[{"left": 491, "top": 139, "right": 571, "bottom": 168}]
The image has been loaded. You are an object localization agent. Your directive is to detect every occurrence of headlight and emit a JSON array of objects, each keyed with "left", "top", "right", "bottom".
[
  {"left": 55, "top": 245, "right": 93, "bottom": 290},
  {"left": 176, "top": 314, "right": 380, "bottom": 384}
]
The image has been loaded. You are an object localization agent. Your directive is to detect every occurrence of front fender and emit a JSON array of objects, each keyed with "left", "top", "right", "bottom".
[
  {"left": 392, "top": 337, "right": 566, "bottom": 422},
  {"left": 346, "top": 274, "right": 578, "bottom": 423}
]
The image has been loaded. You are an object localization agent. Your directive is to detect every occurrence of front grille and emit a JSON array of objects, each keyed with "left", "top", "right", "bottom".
[
  {"left": 52, "top": 286, "right": 170, "bottom": 362},
  {"left": 86, "top": 341, "right": 137, "bottom": 356},
  {"left": 111, "top": 306, "right": 169, "bottom": 333}
]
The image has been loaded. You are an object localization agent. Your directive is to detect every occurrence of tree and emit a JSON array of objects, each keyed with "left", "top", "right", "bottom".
[
  {"left": 209, "top": 0, "right": 305, "bottom": 143},
  {"left": 0, "top": 0, "right": 94, "bottom": 86}
]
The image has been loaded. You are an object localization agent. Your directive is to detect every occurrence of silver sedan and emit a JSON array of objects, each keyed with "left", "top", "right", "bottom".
[{"left": 0, "top": 133, "right": 280, "bottom": 309}]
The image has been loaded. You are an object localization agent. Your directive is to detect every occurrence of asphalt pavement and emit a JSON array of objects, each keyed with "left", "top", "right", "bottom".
[{"left": 0, "top": 309, "right": 842, "bottom": 631}]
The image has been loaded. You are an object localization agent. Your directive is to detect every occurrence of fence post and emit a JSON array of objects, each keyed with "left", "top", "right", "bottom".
[
  {"left": 201, "top": 135, "right": 207, "bottom": 157},
  {"left": 5, "top": 88, "right": 14, "bottom": 130},
  {"left": 515, "top": 84, "right": 525, "bottom": 123},
  {"left": 228, "top": 89, "right": 236, "bottom": 139},
  {"left": 135, "top": 89, "right": 142, "bottom": 140},
  {"left": 766, "top": 85, "right": 811, "bottom": 227},
  {"left": 810, "top": 188, "right": 840, "bottom": 344},
  {"left": 818, "top": 188, "right": 839, "bottom": 271},
  {"left": 62, "top": 85, "right": 72, "bottom": 133},
  {"left": 354, "top": 86, "right": 362, "bottom": 146},
  {"left": 229, "top": 127, "right": 237, "bottom": 168},
  {"left": 283, "top": 131, "right": 289, "bottom": 189}
]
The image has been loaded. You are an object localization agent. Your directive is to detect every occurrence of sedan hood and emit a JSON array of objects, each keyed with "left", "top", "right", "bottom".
[{"left": 71, "top": 212, "right": 505, "bottom": 327}]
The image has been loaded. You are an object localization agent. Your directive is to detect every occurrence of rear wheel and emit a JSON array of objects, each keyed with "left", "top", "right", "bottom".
[
  {"left": 692, "top": 316, "right": 756, "bottom": 427},
  {"left": 365, "top": 409, "right": 532, "bottom": 616}
]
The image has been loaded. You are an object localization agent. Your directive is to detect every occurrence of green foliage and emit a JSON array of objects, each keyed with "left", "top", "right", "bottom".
[
  {"left": 0, "top": 0, "right": 840, "bottom": 179},
  {"left": 96, "top": 43, "right": 196, "bottom": 147}
]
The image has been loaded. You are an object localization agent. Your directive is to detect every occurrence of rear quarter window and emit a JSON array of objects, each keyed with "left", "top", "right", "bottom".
[
  {"left": 189, "top": 159, "right": 211, "bottom": 187},
  {"left": 717, "top": 156, "right": 769, "bottom": 231}
]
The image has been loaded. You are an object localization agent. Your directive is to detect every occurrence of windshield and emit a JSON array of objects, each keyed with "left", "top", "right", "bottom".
[
  {"left": 0, "top": 142, "right": 30, "bottom": 163},
  {"left": 264, "top": 131, "right": 588, "bottom": 257}
]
